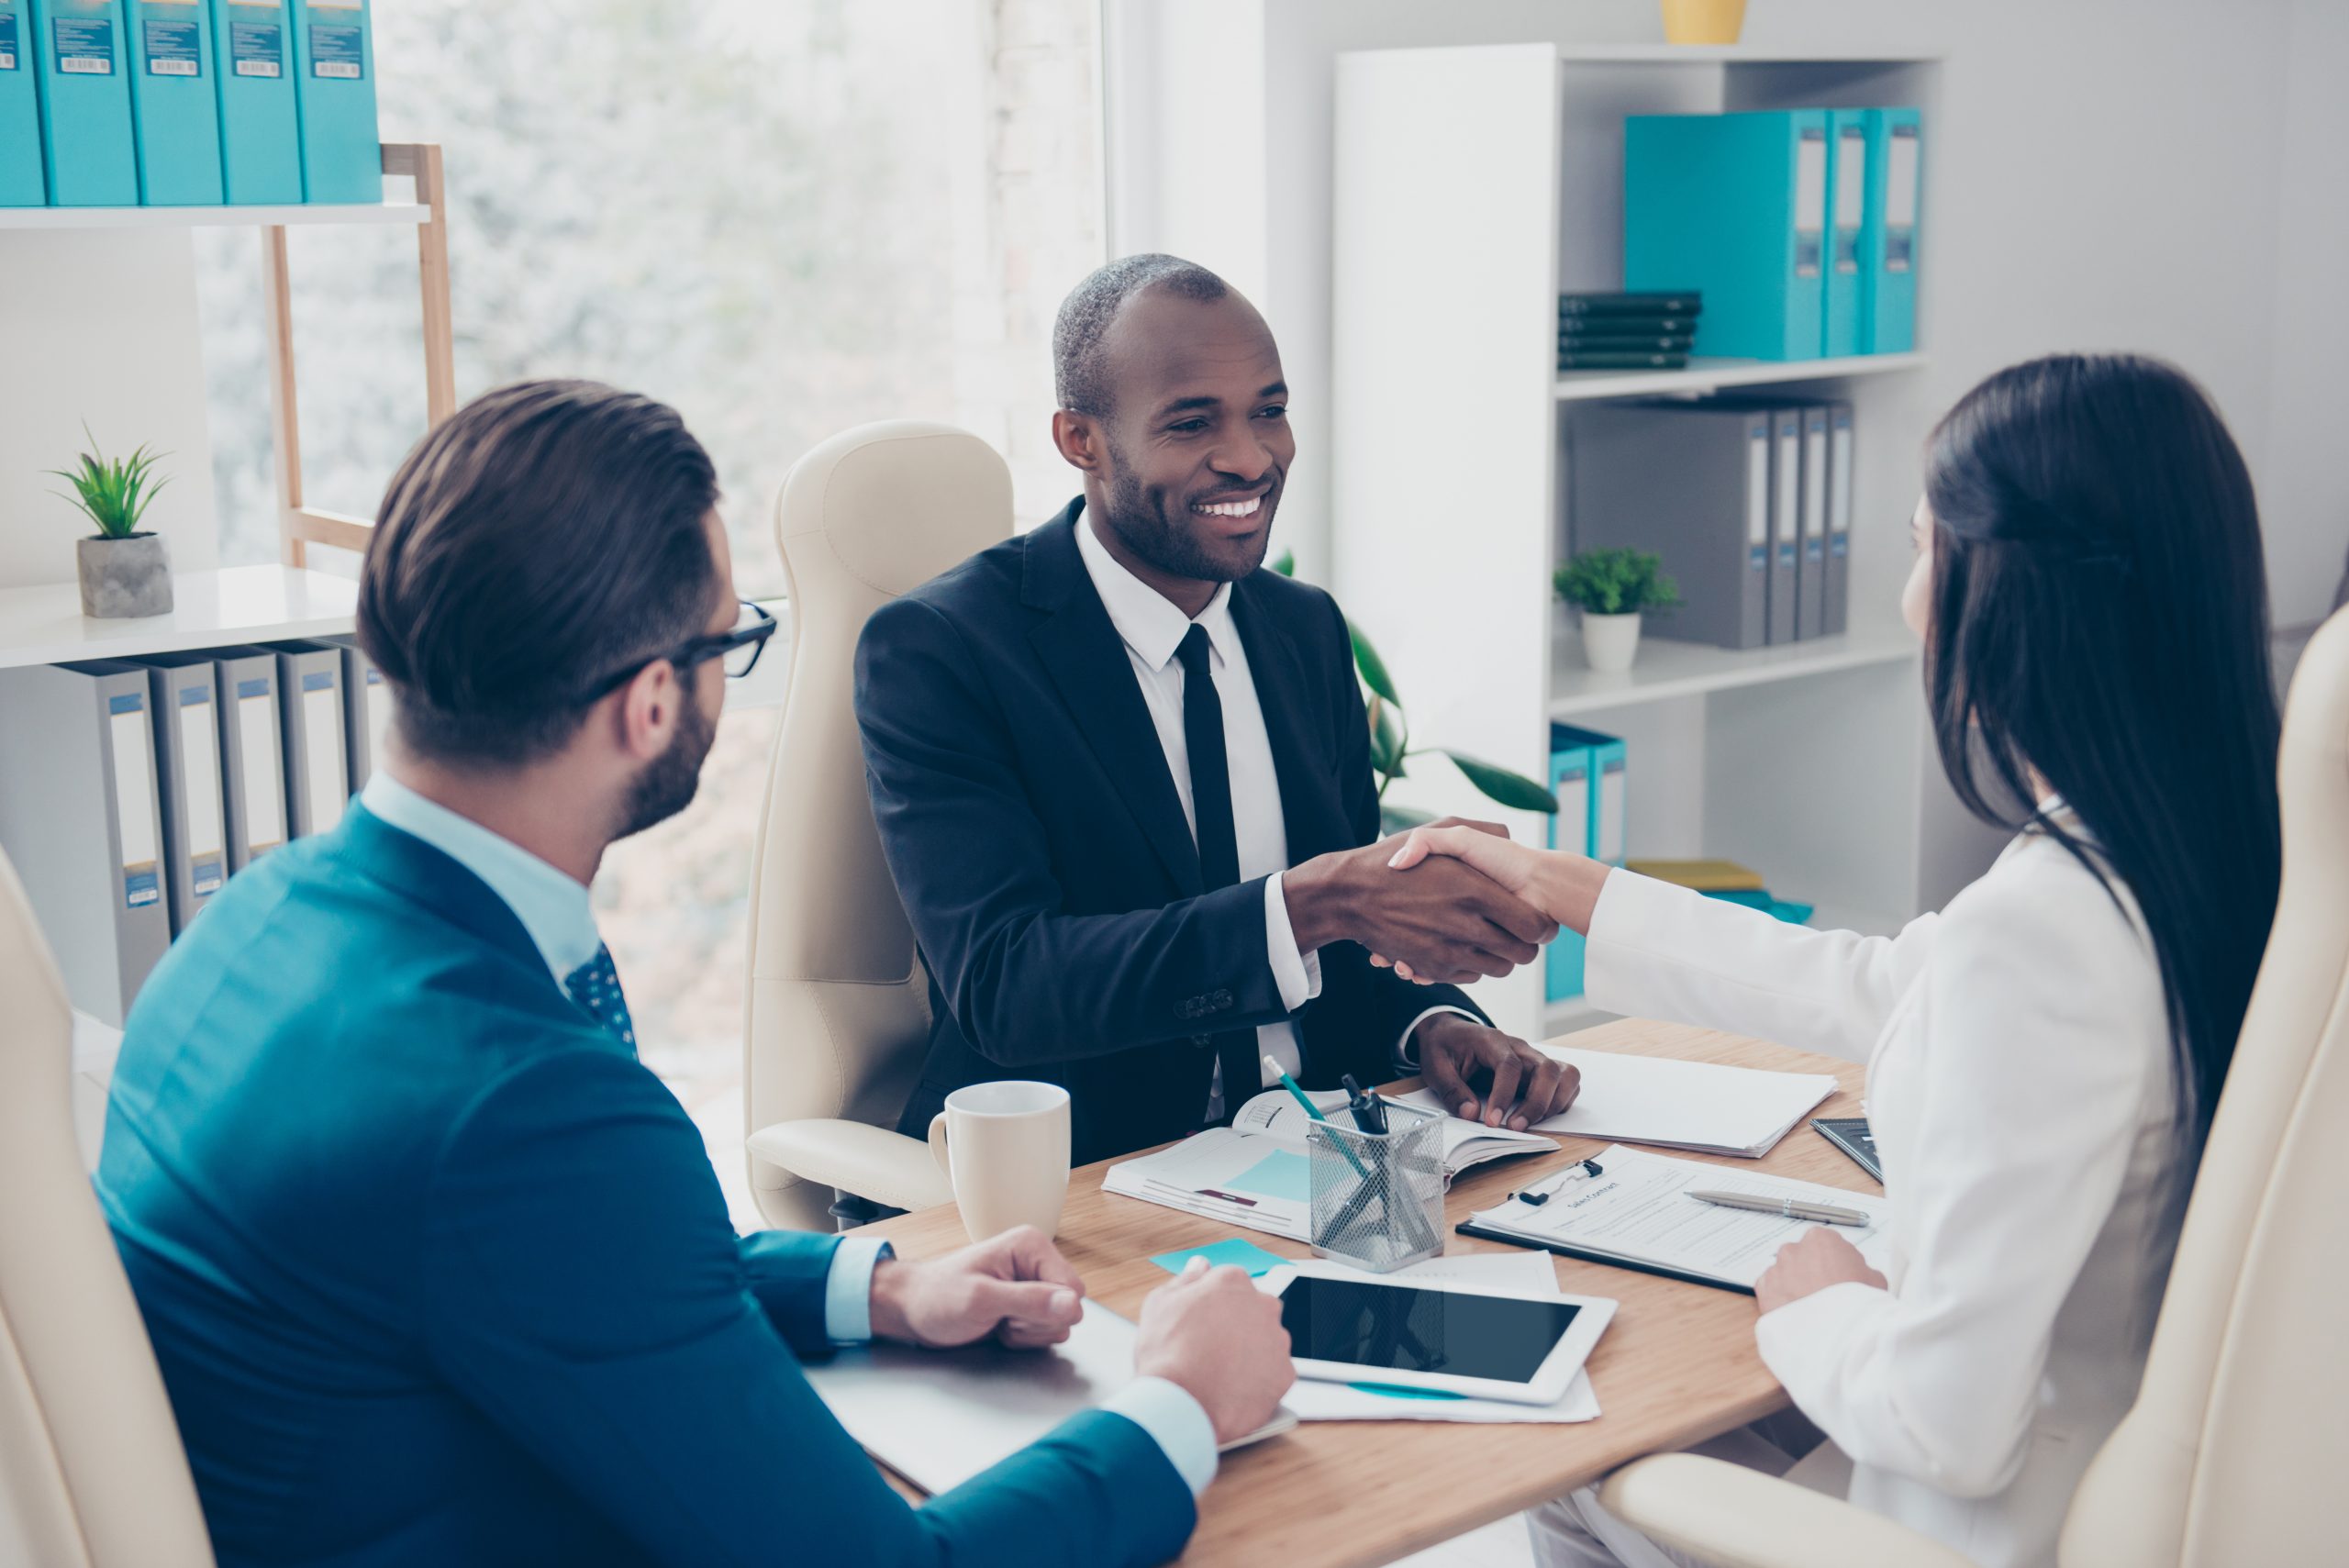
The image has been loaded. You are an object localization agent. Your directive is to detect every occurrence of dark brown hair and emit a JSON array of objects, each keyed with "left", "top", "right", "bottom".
[{"left": 358, "top": 379, "right": 719, "bottom": 767}]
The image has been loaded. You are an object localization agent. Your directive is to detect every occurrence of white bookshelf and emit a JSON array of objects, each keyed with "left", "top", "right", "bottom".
[
  {"left": 0, "top": 566, "right": 359, "bottom": 671},
  {"left": 0, "top": 202, "right": 429, "bottom": 231},
  {"left": 1331, "top": 42, "right": 1978, "bottom": 1041}
]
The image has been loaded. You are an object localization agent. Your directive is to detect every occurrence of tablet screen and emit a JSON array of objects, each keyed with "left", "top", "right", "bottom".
[{"left": 1278, "top": 1277, "right": 1584, "bottom": 1385}]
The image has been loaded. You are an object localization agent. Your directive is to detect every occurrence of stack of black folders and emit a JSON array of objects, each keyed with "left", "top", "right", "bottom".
[{"left": 1559, "top": 290, "right": 1703, "bottom": 372}]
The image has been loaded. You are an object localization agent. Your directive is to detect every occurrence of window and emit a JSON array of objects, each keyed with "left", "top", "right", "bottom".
[{"left": 195, "top": 0, "right": 1106, "bottom": 1225}]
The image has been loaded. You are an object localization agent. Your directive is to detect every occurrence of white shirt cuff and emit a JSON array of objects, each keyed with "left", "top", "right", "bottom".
[
  {"left": 1102, "top": 1375, "right": 1219, "bottom": 1498},
  {"left": 823, "top": 1236, "right": 894, "bottom": 1344},
  {"left": 1394, "top": 1005, "right": 1480, "bottom": 1070},
  {"left": 1264, "top": 872, "right": 1323, "bottom": 1012}
]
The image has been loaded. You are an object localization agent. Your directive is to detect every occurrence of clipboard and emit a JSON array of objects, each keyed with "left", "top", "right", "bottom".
[{"left": 1453, "top": 1218, "right": 1755, "bottom": 1297}]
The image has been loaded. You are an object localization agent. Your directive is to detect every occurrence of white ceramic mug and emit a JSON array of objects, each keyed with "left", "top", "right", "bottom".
[{"left": 926, "top": 1080, "right": 1073, "bottom": 1241}]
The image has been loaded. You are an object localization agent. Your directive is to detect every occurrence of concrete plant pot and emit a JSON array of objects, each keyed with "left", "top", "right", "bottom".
[{"left": 77, "top": 532, "right": 174, "bottom": 619}]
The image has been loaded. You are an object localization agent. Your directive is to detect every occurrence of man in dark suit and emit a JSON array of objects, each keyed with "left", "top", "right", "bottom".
[{"left": 857, "top": 255, "right": 1581, "bottom": 1166}]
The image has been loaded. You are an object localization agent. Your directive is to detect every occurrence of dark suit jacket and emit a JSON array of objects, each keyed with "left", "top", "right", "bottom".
[
  {"left": 855, "top": 499, "right": 1486, "bottom": 1165},
  {"left": 99, "top": 806, "right": 1194, "bottom": 1568}
]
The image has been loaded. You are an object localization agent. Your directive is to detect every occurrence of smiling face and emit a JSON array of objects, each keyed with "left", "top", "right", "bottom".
[{"left": 1052, "top": 285, "right": 1293, "bottom": 612}]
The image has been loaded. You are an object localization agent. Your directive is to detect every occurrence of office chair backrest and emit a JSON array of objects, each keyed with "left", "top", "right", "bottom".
[
  {"left": 0, "top": 850, "right": 214, "bottom": 1567},
  {"left": 2062, "top": 608, "right": 2349, "bottom": 1565},
  {"left": 743, "top": 421, "right": 1014, "bottom": 1229}
]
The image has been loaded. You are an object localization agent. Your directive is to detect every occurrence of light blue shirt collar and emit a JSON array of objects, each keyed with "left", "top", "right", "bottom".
[{"left": 360, "top": 773, "right": 605, "bottom": 984}]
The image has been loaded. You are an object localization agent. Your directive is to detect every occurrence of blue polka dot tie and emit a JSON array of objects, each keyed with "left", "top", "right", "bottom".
[{"left": 564, "top": 944, "right": 638, "bottom": 1052}]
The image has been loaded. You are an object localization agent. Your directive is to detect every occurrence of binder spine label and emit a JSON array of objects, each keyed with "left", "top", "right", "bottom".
[
  {"left": 179, "top": 686, "right": 226, "bottom": 895},
  {"left": 53, "top": 14, "right": 116, "bottom": 72},
  {"left": 228, "top": 15, "right": 279, "bottom": 73},
  {"left": 236, "top": 681, "right": 285, "bottom": 852},
  {"left": 1887, "top": 126, "right": 1920, "bottom": 271},
  {"left": 1793, "top": 128, "right": 1827, "bottom": 278},
  {"left": 141, "top": 10, "right": 199, "bottom": 75},
  {"left": 305, "top": 6, "right": 358, "bottom": 77},
  {"left": 108, "top": 693, "right": 161, "bottom": 908},
  {"left": 1, "top": 12, "right": 18, "bottom": 71}
]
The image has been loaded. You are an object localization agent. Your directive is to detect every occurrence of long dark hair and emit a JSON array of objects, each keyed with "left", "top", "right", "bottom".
[{"left": 1923, "top": 353, "right": 2280, "bottom": 1132}]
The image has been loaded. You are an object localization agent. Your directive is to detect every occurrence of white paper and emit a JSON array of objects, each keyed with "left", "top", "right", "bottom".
[
  {"left": 1399, "top": 1048, "right": 1836, "bottom": 1159},
  {"left": 1231, "top": 1087, "right": 1551, "bottom": 1180},
  {"left": 1469, "top": 1145, "right": 1889, "bottom": 1291},
  {"left": 1269, "top": 1253, "right": 1601, "bottom": 1424},
  {"left": 1103, "top": 1128, "right": 1313, "bottom": 1241}
]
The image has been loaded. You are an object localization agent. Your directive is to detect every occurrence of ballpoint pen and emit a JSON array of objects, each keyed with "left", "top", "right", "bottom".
[
  {"left": 1687, "top": 1188, "right": 1870, "bottom": 1227},
  {"left": 1266, "top": 1056, "right": 1370, "bottom": 1178}
]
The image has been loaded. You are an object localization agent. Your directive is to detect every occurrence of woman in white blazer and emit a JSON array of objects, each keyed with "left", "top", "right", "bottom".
[{"left": 1387, "top": 354, "right": 2283, "bottom": 1568}]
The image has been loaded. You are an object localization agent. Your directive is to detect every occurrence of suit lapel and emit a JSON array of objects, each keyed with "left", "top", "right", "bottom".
[
  {"left": 1230, "top": 575, "right": 1350, "bottom": 864},
  {"left": 1024, "top": 506, "right": 1205, "bottom": 896}
]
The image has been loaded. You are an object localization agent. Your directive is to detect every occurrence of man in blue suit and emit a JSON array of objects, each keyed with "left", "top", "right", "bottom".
[{"left": 96, "top": 380, "right": 1294, "bottom": 1567}]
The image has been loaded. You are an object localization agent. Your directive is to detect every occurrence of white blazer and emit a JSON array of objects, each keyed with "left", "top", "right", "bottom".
[{"left": 1583, "top": 828, "right": 2189, "bottom": 1568}]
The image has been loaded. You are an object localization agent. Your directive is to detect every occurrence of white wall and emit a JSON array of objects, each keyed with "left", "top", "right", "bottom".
[
  {"left": 1109, "top": 0, "right": 2349, "bottom": 625},
  {"left": 0, "top": 234, "right": 221, "bottom": 591}
]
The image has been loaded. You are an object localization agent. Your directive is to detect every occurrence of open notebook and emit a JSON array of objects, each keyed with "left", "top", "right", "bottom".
[
  {"left": 1457, "top": 1144, "right": 1892, "bottom": 1295},
  {"left": 1397, "top": 1045, "right": 1838, "bottom": 1159},
  {"left": 1102, "top": 1088, "right": 1550, "bottom": 1241}
]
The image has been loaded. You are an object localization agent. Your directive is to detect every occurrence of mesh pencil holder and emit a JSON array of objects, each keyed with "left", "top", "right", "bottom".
[{"left": 1306, "top": 1102, "right": 1446, "bottom": 1273}]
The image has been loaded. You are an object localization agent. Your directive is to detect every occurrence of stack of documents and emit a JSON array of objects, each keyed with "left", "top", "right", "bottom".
[
  {"left": 1267, "top": 1251, "right": 1600, "bottom": 1425},
  {"left": 1103, "top": 1088, "right": 1551, "bottom": 1242},
  {"left": 1459, "top": 1145, "right": 1890, "bottom": 1294},
  {"left": 1398, "top": 1045, "right": 1835, "bottom": 1159}
]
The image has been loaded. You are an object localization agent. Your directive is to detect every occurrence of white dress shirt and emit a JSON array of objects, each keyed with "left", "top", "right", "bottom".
[
  {"left": 1578, "top": 824, "right": 2187, "bottom": 1568},
  {"left": 360, "top": 773, "right": 1217, "bottom": 1494}
]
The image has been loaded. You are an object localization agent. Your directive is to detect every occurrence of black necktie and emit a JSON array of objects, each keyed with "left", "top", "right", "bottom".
[{"left": 1175, "top": 625, "right": 1257, "bottom": 1118}]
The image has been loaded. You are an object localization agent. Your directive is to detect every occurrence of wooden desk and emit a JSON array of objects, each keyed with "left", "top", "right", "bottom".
[{"left": 856, "top": 1019, "right": 1872, "bottom": 1567}]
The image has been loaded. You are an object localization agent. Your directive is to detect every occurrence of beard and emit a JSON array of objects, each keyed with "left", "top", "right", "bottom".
[
  {"left": 615, "top": 672, "right": 718, "bottom": 840},
  {"left": 1099, "top": 457, "right": 1271, "bottom": 584}
]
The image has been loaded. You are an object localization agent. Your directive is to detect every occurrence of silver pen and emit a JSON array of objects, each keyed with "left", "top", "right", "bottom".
[{"left": 1687, "top": 1188, "right": 1870, "bottom": 1228}]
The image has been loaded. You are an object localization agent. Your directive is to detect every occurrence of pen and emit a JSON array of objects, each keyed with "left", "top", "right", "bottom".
[
  {"left": 1687, "top": 1188, "right": 1870, "bottom": 1228},
  {"left": 1265, "top": 1056, "right": 1370, "bottom": 1179},
  {"left": 1339, "top": 1073, "right": 1388, "bottom": 1134}
]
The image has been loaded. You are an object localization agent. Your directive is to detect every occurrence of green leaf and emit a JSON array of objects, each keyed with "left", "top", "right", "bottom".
[
  {"left": 1444, "top": 750, "right": 1559, "bottom": 813},
  {"left": 1553, "top": 546, "right": 1680, "bottom": 616},
  {"left": 1350, "top": 620, "right": 1401, "bottom": 707},
  {"left": 1367, "top": 695, "right": 1406, "bottom": 777},
  {"left": 1269, "top": 549, "right": 1296, "bottom": 578},
  {"left": 1379, "top": 802, "right": 1436, "bottom": 836}
]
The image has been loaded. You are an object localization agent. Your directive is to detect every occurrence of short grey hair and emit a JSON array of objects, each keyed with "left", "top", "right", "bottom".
[{"left": 1052, "top": 253, "right": 1230, "bottom": 417}]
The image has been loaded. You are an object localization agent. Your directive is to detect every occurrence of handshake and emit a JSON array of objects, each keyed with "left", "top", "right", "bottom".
[{"left": 1284, "top": 817, "right": 1559, "bottom": 986}]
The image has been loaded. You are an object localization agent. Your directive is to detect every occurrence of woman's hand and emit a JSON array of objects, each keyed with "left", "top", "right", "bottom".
[
  {"left": 1753, "top": 1227, "right": 1888, "bottom": 1316},
  {"left": 1374, "top": 826, "right": 1611, "bottom": 982}
]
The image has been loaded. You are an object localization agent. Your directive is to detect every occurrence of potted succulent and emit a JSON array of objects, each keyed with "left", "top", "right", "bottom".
[
  {"left": 52, "top": 427, "right": 174, "bottom": 619},
  {"left": 1272, "top": 552, "right": 1556, "bottom": 834},
  {"left": 1554, "top": 547, "right": 1678, "bottom": 674}
]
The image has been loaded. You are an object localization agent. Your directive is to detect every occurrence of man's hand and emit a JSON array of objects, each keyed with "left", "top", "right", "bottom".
[
  {"left": 867, "top": 1226, "right": 1087, "bottom": 1350},
  {"left": 1285, "top": 818, "right": 1559, "bottom": 984},
  {"left": 1416, "top": 1012, "right": 1580, "bottom": 1129},
  {"left": 1134, "top": 1257, "right": 1296, "bottom": 1444},
  {"left": 1753, "top": 1227, "right": 1887, "bottom": 1316}
]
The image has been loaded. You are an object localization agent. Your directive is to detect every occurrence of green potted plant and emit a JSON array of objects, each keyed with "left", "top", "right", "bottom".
[
  {"left": 1272, "top": 552, "right": 1555, "bottom": 835},
  {"left": 1553, "top": 546, "right": 1678, "bottom": 674},
  {"left": 51, "top": 427, "right": 173, "bottom": 619}
]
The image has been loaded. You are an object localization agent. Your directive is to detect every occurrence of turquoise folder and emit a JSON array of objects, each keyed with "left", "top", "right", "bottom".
[
  {"left": 288, "top": 0, "right": 374, "bottom": 203},
  {"left": 30, "top": 0, "right": 138, "bottom": 206},
  {"left": 207, "top": 0, "right": 298, "bottom": 203},
  {"left": 1624, "top": 110, "right": 1830, "bottom": 361},
  {"left": 124, "top": 0, "right": 221, "bottom": 204},
  {"left": 1544, "top": 727, "right": 1594, "bottom": 1004},
  {"left": 0, "top": 0, "right": 48, "bottom": 205},
  {"left": 1861, "top": 107, "right": 1922, "bottom": 354},
  {"left": 1822, "top": 109, "right": 1869, "bottom": 358}
]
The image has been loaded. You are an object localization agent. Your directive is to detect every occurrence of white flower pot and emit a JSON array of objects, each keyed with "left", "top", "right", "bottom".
[{"left": 1579, "top": 609, "right": 1642, "bottom": 673}]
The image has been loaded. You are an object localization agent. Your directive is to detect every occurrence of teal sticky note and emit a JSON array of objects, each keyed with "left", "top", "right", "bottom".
[
  {"left": 1149, "top": 1238, "right": 1290, "bottom": 1278},
  {"left": 1228, "top": 1150, "right": 1310, "bottom": 1203},
  {"left": 1347, "top": 1382, "right": 1467, "bottom": 1401}
]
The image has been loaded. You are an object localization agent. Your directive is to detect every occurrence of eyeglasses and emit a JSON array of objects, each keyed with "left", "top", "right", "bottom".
[{"left": 579, "top": 600, "right": 777, "bottom": 705}]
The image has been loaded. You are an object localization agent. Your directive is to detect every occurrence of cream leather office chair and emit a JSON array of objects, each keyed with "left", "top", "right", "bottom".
[
  {"left": 0, "top": 850, "right": 214, "bottom": 1567},
  {"left": 742, "top": 421, "right": 1012, "bottom": 1230},
  {"left": 1595, "top": 609, "right": 2349, "bottom": 1566}
]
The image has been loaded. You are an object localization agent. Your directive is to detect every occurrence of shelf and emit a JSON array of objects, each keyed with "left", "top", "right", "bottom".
[
  {"left": 1552, "top": 45, "right": 1943, "bottom": 65},
  {"left": 1554, "top": 352, "right": 1925, "bottom": 403},
  {"left": 0, "top": 202, "right": 430, "bottom": 232},
  {"left": 1550, "top": 616, "right": 1919, "bottom": 717},
  {"left": 0, "top": 566, "right": 359, "bottom": 671}
]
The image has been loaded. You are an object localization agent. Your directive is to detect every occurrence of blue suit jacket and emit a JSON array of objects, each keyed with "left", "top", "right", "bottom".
[{"left": 96, "top": 806, "right": 1195, "bottom": 1567}]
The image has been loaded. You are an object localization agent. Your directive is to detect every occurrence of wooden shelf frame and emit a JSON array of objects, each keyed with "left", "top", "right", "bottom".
[{"left": 262, "top": 143, "right": 456, "bottom": 567}]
